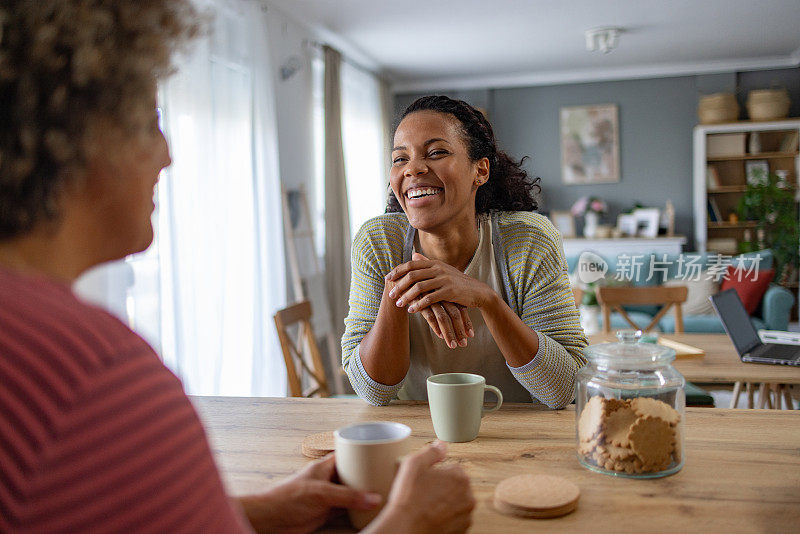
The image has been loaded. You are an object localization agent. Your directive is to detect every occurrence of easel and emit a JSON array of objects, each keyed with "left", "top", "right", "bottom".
[{"left": 280, "top": 185, "right": 346, "bottom": 395}]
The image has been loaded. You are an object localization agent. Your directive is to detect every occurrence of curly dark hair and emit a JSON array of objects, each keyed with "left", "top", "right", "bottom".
[
  {"left": 387, "top": 95, "right": 540, "bottom": 214},
  {"left": 0, "top": 0, "right": 201, "bottom": 239}
]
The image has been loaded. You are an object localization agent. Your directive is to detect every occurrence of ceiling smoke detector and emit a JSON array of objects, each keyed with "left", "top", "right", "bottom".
[{"left": 585, "top": 27, "right": 622, "bottom": 54}]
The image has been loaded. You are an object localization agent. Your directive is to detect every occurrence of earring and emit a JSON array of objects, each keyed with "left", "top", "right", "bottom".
[{"left": 475, "top": 179, "right": 482, "bottom": 186}]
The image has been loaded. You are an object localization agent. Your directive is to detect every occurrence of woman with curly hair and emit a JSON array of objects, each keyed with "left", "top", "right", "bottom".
[
  {"left": 343, "top": 96, "right": 587, "bottom": 407},
  {"left": 0, "top": 3, "right": 474, "bottom": 533}
]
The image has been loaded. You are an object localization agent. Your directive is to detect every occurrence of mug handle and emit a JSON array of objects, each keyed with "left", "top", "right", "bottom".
[{"left": 481, "top": 385, "right": 503, "bottom": 416}]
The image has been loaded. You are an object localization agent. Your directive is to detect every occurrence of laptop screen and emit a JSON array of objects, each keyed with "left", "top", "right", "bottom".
[{"left": 710, "top": 289, "right": 762, "bottom": 355}]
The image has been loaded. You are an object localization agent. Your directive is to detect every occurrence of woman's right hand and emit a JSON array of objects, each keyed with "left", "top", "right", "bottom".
[
  {"left": 418, "top": 302, "right": 474, "bottom": 349},
  {"left": 366, "top": 442, "right": 475, "bottom": 534}
]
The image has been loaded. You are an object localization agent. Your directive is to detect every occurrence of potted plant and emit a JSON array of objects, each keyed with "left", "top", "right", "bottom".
[
  {"left": 737, "top": 168, "right": 799, "bottom": 284},
  {"left": 571, "top": 197, "right": 608, "bottom": 238}
]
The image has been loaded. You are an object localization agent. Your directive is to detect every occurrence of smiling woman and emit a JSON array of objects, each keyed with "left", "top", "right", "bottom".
[{"left": 342, "top": 95, "right": 588, "bottom": 407}]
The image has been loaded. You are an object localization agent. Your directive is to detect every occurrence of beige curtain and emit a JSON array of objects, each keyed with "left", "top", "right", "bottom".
[
  {"left": 379, "top": 77, "right": 394, "bottom": 192},
  {"left": 323, "top": 45, "right": 351, "bottom": 341}
]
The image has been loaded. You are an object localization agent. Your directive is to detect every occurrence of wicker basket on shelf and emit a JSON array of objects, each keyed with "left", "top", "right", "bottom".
[
  {"left": 698, "top": 92, "right": 739, "bottom": 124},
  {"left": 746, "top": 88, "right": 791, "bottom": 121}
]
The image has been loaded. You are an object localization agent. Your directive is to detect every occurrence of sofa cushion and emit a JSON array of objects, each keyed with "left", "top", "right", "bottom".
[
  {"left": 733, "top": 249, "right": 773, "bottom": 271},
  {"left": 721, "top": 267, "right": 775, "bottom": 314},
  {"left": 660, "top": 252, "right": 709, "bottom": 284},
  {"left": 663, "top": 276, "right": 718, "bottom": 315},
  {"left": 658, "top": 313, "right": 767, "bottom": 333},
  {"left": 567, "top": 252, "right": 660, "bottom": 316},
  {"left": 566, "top": 252, "right": 658, "bottom": 286},
  {"left": 660, "top": 249, "right": 773, "bottom": 284}
]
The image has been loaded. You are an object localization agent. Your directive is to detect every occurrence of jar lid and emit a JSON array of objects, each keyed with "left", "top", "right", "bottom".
[{"left": 585, "top": 330, "right": 675, "bottom": 368}]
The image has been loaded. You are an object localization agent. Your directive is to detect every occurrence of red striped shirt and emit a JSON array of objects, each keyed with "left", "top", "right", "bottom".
[{"left": 0, "top": 268, "right": 251, "bottom": 533}]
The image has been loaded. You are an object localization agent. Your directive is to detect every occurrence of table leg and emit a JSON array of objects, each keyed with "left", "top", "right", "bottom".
[
  {"left": 730, "top": 381, "right": 742, "bottom": 409},
  {"left": 758, "top": 383, "right": 769, "bottom": 409},
  {"left": 771, "top": 384, "right": 782, "bottom": 410},
  {"left": 783, "top": 387, "right": 794, "bottom": 410}
]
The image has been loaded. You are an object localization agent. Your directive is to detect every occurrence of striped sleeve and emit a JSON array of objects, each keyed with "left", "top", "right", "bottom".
[
  {"left": 499, "top": 212, "right": 588, "bottom": 408},
  {"left": 341, "top": 215, "right": 409, "bottom": 405},
  {"left": 15, "top": 351, "right": 251, "bottom": 534},
  {"left": 0, "top": 268, "right": 251, "bottom": 533}
]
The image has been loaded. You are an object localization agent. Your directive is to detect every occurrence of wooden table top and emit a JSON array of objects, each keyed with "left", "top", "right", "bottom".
[
  {"left": 588, "top": 333, "right": 800, "bottom": 384},
  {"left": 193, "top": 396, "right": 800, "bottom": 533}
]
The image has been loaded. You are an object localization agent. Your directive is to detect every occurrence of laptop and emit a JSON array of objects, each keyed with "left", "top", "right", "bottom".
[{"left": 710, "top": 288, "right": 800, "bottom": 366}]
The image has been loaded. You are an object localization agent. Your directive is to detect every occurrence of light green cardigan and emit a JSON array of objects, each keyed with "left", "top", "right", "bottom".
[{"left": 342, "top": 211, "right": 588, "bottom": 408}]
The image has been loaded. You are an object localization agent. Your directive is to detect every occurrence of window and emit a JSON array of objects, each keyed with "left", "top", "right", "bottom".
[
  {"left": 75, "top": 0, "right": 286, "bottom": 397},
  {"left": 340, "top": 61, "right": 388, "bottom": 236}
]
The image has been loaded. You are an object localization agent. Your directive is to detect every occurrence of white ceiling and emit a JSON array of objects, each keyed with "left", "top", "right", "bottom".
[{"left": 267, "top": 0, "right": 800, "bottom": 92}]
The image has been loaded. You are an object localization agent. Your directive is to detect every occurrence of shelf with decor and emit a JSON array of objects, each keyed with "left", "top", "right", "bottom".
[
  {"left": 706, "top": 151, "right": 799, "bottom": 162},
  {"left": 705, "top": 221, "right": 759, "bottom": 229},
  {"left": 693, "top": 118, "right": 800, "bottom": 321},
  {"left": 708, "top": 185, "right": 796, "bottom": 193}
]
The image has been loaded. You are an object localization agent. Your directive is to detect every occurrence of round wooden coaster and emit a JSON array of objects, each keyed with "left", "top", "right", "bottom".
[
  {"left": 301, "top": 431, "right": 335, "bottom": 459},
  {"left": 493, "top": 474, "right": 580, "bottom": 519}
]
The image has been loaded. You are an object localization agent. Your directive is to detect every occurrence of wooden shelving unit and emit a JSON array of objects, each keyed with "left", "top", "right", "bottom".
[
  {"left": 706, "top": 221, "right": 759, "bottom": 229},
  {"left": 707, "top": 151, "right": 799, "bottom": 162},
  {"left": 693, "top": 119, "right": 800, "bottom": 321}
]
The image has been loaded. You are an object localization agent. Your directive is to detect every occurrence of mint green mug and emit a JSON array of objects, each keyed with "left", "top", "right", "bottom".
[{"left": 426, "top": 373, "right": 503, "bottom": 442}]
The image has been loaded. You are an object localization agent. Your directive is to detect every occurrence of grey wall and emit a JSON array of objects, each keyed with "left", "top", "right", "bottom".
[{"left": 394, "top": 67, "right": 800, "bottom": 251}]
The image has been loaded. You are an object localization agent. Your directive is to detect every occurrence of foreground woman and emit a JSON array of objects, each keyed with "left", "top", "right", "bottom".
[
  {"left": 0, "top": 2, "right": 473, "bottom": 532},
  {"left": 343, "top": 96, "right": 587, "bottom": 407}
]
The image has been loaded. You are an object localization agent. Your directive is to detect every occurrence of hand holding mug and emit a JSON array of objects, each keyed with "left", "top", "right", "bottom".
[{"left": 367, "top": 442, "right": 475, "bottom": 534}]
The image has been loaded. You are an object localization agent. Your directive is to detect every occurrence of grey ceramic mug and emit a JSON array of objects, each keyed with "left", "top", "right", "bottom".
[{"left": 427, "top": 373, "right": 503, "bottom": 442}]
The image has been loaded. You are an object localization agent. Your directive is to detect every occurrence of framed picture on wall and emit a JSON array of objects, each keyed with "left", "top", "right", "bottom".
[
  {"left": 560, "top": 103, "right": 620, "bottom": 184},
  {"left": 548, "top": 210, "right": 576, "bottom": 238}
]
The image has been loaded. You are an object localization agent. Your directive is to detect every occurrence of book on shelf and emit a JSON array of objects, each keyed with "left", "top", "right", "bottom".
[
  {"left": 779, "top": 130, "right": 799, "bottom": 153},
  {"left": 707, "top": 198, "right": 722, "bottom": 222},
  {"left": 706, "top": 165, "right": 721, "bottom": 190}
]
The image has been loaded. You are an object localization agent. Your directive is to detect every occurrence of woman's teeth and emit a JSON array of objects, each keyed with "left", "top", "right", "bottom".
[{"left": 407, "top": 188, "right": 441, "bottom": 199}]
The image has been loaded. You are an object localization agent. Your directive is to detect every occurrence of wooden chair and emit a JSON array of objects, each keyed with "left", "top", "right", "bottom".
[
  {"left": 273, "top": 300, "right": 330, "bottom": 398},
  {"left": 596, "top": 285, "right": 688, "bottom": 334},
  {"left": 596, "top": 285, "right": 714, "bottom": 407},
  {"left": 572, "top": 286, "right": 584, "bottom": 307},
  {"left": 730, "top": 381, "right": 795, "bottom": 410}
]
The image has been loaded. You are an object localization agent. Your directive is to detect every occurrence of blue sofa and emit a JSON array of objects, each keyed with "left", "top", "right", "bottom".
[{"left": 566, "top": 249, "right": 795, "bottom": 333}]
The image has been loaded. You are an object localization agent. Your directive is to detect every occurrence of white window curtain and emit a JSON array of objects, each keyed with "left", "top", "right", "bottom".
[
  {"left": 77, "top": 0, "right": 287, "bottom": 397},
  {"left": 158, "top": 0, "right": 286, "bottom": 396},
  {"left": 340, "top": 61, "right": 389, "bottom": 236}
]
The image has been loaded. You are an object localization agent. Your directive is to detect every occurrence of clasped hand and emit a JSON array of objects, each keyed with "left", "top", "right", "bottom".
[{"left": 385, "top": 252, "right": 493, "bottom": 349}]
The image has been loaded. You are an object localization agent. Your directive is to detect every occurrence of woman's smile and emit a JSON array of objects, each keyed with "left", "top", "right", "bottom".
[{"left": 390, "top": 110, "right": 484, "bottom": 232}]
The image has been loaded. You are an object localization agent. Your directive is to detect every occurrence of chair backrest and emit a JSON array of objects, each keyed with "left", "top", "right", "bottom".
[
  {"left": 572, "top": 286, "right": 584, "bottom": 307},
  {"left": 596, "top": 285, "right": 688, "bottom": 334},
  {"left": 273, "top": 300, "right": 330, "bottom": 397}
]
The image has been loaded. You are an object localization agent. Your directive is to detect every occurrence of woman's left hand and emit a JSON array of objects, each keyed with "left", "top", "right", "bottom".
[{"left": 386, "top": 252, "right": 495, "bottom": 314}]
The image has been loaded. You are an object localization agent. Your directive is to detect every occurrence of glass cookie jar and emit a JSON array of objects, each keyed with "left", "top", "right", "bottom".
[{"left": 575, "top": 330, "right": 685, "bottom": 478}]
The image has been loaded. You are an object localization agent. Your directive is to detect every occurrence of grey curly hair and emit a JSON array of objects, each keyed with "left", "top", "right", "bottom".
[{"left": 0, "top": 0, "right": 202, "bottom": 239}]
